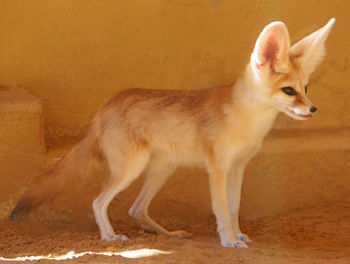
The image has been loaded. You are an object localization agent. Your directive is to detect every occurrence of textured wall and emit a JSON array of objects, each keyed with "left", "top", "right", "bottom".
[
  {"left": 0, "top": 0, "right": 349, "bottom": 222},
  {"left": 0, "top": 0, "right": 348, "bottom": 143}
]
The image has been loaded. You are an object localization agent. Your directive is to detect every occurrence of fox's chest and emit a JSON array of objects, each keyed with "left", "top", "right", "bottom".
[
  {"left": 230, "top": 108, "right": 278, "bottom": 145},
  {"left": 249, "top": 110, "right": 277, "bottom": 139},
  {"left": 222, "top": 109, "right": 278, "bottom": 161}
]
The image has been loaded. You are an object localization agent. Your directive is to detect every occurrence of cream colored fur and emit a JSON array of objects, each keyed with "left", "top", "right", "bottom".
[{"left": 10, "top": 18, "right": 335, "bottom": 248}]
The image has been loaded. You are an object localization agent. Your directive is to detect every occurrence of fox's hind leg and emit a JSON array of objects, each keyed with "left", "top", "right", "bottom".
[
  {"left": 93, "top": 144, "right": 150, "bottom": 241},
  {"left": 129, "top": 153, "right": 190, "bottom": 237}
]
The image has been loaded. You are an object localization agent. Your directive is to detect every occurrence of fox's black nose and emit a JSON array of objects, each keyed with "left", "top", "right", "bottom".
[{"left": 310, "top": 106, "right": 317, "bottom": 113}]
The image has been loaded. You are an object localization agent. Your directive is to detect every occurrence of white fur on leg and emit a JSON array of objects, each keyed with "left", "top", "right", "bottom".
[
  {"left": 221, "top": 240, "right": 248, "bottom": 248},
  {"left": 129, "top": 154, "right": 191, "bottom": 237},
  {"left": 235, "top": 233, "right": 252, "bottom": 243},
  {"left": 228, "top": 150, "right": 258, "bottom": 246},
  {"left": 93, "top": 146, "right": 150, "bottom": 241},
  {"left": 102, "top": 233, "right": 129, "bottom": 241},
  {"left": 207, "top": 157, "right": 247, "bottom": 248}
]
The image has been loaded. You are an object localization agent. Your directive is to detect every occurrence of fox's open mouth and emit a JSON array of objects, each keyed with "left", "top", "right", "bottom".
[
  {"left": 287, "top": 108, "right": 313, "bottom": 119},
  {"left": 295, "top": 113, "right": 312, "bottom": 118}
]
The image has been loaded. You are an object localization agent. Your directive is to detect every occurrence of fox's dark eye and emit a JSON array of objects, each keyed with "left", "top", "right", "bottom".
[
  {"left": 305, "top": 85, "right": 308, "bottom": 94},
  {"left": 281, "top": 86, "right": 297, "bottom": 96}
]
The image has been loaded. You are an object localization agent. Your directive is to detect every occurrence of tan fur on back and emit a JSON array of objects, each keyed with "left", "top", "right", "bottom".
[{"left": 96, "top": 87, "right": 231, "bottom": 166}]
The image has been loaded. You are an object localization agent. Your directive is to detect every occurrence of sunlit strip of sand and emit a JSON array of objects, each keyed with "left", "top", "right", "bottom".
[{"left": 0, "top": 248, "right": 171, "bottom": 261}]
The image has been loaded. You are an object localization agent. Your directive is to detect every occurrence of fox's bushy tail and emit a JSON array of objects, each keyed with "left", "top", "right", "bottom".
[{"left": 9, "top": 130, "right": 104, "bottom": 220}]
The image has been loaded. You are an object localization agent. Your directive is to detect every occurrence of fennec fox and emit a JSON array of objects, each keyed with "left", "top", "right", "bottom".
[{"left": 10, "top": 19, "right": 335, "bottom": 248}]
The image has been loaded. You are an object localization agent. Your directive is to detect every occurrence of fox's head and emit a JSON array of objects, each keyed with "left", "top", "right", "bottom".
[{"left": 248, "top": 18, "right": 335, "bottom": 120}]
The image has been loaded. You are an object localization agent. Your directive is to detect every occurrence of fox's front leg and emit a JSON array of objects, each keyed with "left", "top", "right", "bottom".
[
  {"left": 207, "top": 159, "right": 247, "bottom": 248},
  {"left": 228, "top": 162, "right": 252, "bottom": 243},
  {"left": 228, "top": 147, "right": 260, "bottom": 244}
]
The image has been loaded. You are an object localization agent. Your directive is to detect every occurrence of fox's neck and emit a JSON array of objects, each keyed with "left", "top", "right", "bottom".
[
  {"left": 232, "top": 64, "right": 272, "bottom": 109},
  {"left": 228, "top": 64, "right": 279, "bottom": 135}
]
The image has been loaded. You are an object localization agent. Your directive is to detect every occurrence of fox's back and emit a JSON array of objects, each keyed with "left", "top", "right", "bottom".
[{"left": 93, "top": 87, "right": 231, "bottom": 164}]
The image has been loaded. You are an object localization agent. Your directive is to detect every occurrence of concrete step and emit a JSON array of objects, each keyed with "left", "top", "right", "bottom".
[
  {"left": 0, "top": 86, "right": 45, "bottom": 218},
  {"left": 30, "top": 128, "right": 350, "bottom": 224},
  {"left": 242, "top": 128, "right": 350, "bottom": 220},
  {"left": 0, "top": 86, "right": 45, "bottom": 155},
  {"left": 263, "top": 128, "right": 350, "bottom": 153}
]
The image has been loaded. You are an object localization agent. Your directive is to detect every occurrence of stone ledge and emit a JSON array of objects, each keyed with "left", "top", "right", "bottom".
[
  {"left": 262, "top": 128, "right": 350, "bottom": 153},
  {"left": 0, "top": 86, "right": 45, "bottom": 219},
  {"left": 0, "top": 86, "right": 41, "bottom": 114},
  {"left": 0, "top": 86, "right": 45, "bottom": 154}
]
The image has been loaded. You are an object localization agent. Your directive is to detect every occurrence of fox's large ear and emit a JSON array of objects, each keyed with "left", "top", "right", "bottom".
[
  {"left": 290, "top": 18, "right": 335, "bottom": 76},
  {"left": 251, "top": 21, "right": 290, "bottom": 74}
]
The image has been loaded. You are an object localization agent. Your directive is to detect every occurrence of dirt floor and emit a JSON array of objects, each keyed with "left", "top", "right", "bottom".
[
  {"left": 0, "top": 201, "right": 349, "bottom": 263},
  {"left": 1, "top": 144, "right": 350, "bottom": 263}
]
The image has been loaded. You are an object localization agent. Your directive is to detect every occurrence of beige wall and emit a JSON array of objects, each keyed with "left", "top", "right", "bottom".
[
  {"left": 1, "top": 0, "right": 350, "bottom": 222},
  {"left": 0, "top": 0, "right": 349, "bottom": 143}
]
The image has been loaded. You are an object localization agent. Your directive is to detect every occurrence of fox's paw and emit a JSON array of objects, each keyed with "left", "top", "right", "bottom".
[
  {"left": 168, "top": 230, "right": 191, "bottom": 238},
  {"left": 102, "top": 234, "right": 129, "bottom": 241},
  {"left": 221, "top": 240, "right": 248, "bottom": 248},
  {"left": 235, "top": 233, "right": 252, "bottom": 243}
]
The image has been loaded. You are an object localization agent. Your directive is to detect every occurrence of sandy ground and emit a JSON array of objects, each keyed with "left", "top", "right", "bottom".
[
  {"left": 0, "top": 202, "right": 349, "bottom": 263},
  {"left": 1, "top": 144, "right": 350, "bottom": 263}
]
